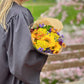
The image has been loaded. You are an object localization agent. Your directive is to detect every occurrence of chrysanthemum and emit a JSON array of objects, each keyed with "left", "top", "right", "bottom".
[
  {"left": 48, "top": 32, "right": 60, "bottom": 41},
  {"left": 37, "top": 31, "right": 46, "bottom": 37},
  {"left": 51, "top": 28, "right": 57, "bottom": 33},
  {"left": 54, "top": 33, "right": 60, "bottom": 39},
  {"left": 32, "top": 29, "right": 38, "bottom": 34},
  {"left": 41, "top": 35, "right": 56, "bottom": 47},
  {"left": 31, "top": 29, "right": 38, "bottom": 39},
  {"left": 41, "top": 35, "right": 51, "bottom": 42},
  {"left": 35, "top": 40, "right": 49, "bottom": 50},
  {"left": 50, "top": 42, "right": 61, "bottom": 52},
  {"left": 49, "top": 41, "right": 56, "bottom": 48},
  {"left": 54, "top": 42, "right": 61, "bottom": 51},
  {"left": 31, "top": 33, "right": 36, "bottom": 38},
  {"left": 37, "top": 28, "right": 47, "bottom": 34},
  {"left": 62, "top": 43, "right": 66, "bottom": 48}
]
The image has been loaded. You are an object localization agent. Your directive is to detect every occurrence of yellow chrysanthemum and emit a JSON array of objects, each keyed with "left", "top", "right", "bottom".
[
  {"left": 32, "top": 28, "right": 48, "bottom": 40},
  {"left": 37, "top": 28, "right": 47, "bottom": 34},
  {"left": 54, "top": 42, "right": 61, "bottom": 51},
  {"left": 49, "top": 41, "right": 56, "bottom": 48},
  {"left": 35, "top": 40, "right": 49, "bottom": 50},
  {"left": 41, "top": 35, "right": 56, "bottom": 47},
  {"left": 53, "top": 51, "right": 59, "bottom": 54},
  {"left": 50, "top": 42, "right": 61, "bottom": 52},
  {"left": 31, "top": 33, "right": 36, "bottom": 38},
  {"left": 41, "top": 35, "right": 51, "bottom": 42},
  {"left": 48, "top": 32, "right": 60, "bottom": 40},
  {"left": 36, "top": 31, "right": 46, "bottom": 40}
]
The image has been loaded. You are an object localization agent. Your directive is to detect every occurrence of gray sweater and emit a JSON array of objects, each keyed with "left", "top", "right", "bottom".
[{"left": 0, "top": 2, "right": 48, "bottom": 84}]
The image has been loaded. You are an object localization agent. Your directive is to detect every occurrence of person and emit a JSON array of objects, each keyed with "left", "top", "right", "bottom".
[{"left": 0, "top": 0, "right": 48, "bottom": 84}]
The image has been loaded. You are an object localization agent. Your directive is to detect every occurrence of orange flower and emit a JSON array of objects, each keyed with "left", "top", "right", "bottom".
[
  {"left": 33, "top": 42, "right": 36, "bottom": 45},
  {"left": 35, "top": 35, "right": 41, "bottom": 40},
  {"left": 38, "top": 31, "right": 46, "bottom": 37},
  {"left": 51, "top": 28, "right": 56, "bottom": 33},
  {"left": 53, "top": 51, "right": 59, "bottom": 54},
  {"left": 31, "top": 33, "right": 36, "bottom": 38},
  {"left": 62, "top": 43, "right": 66, "bottom": 48},
  {"left": 50, "top": 46, "right": 55, "bottom": 50},
  {"left": 43, "top": 37, "right": 51, "bottom": 43},
  {"left": 32, "top": 29, "right": 38, "bottom": 35},
  {"left": 51, "top": 28, "right": 57, "bottom": 33}
]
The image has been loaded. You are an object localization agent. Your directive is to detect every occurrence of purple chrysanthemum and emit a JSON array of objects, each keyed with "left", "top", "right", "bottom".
[
  {"left": 38, "top": 47, "right": 44, "bottom": 52},
  {"left": 49, "top": 28, "right": 52, "bottom": 32},
  {"left": 41, "top": 48, "right": 44, "bottom": 51},
  {"left": 57, "top": 32, "right": 60, "bottom": 36},
  {"left": 42, "top": 24, "right": 44, "bottom": 27},
  {"left": 39, "top": 24, "right": 44, "bottom": 28},
  {"left": 38, "top": 47, "right": 41, "bottom": 50},
  {"left": 39, "top": 24, "right": 42, "bottom": 28},
  {"left": 61, "top": 35, "right": 64, "bottom": 38}
]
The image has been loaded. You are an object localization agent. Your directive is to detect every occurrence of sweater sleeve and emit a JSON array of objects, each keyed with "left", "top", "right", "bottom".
[{"left": 6, "top": 9, "right": 48, "bottom": 84}]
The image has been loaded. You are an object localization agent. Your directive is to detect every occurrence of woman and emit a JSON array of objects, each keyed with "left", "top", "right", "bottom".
[{"left": 0, "top": 0, "right": 48, "bottom": 84}]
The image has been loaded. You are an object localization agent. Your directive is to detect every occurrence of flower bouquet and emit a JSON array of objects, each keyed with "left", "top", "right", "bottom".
[{"left": 30, "top": 17, "right": 66, "bottom": 55}]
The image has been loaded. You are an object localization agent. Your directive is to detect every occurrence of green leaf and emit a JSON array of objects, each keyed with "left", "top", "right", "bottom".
[
  {"left": 42, "top": 78, "right": 50, "bottom": 84},
  {"left": 51, "top": 80, "right": 59, "bottom": 84}
]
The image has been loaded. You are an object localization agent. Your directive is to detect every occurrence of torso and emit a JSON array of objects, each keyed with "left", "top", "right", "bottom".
[{"left": 0, "top": 2, "right": 27, "bottom": 84}]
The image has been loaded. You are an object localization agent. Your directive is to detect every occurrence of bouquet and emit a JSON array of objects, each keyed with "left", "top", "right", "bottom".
[{"left": 30, "top": 17, "right": 66, "bottom": 55}]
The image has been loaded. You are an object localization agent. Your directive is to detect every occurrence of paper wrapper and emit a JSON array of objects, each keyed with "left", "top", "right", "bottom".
[{"left": 32, "top": 17, "right": 63, "bottom": 32}]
